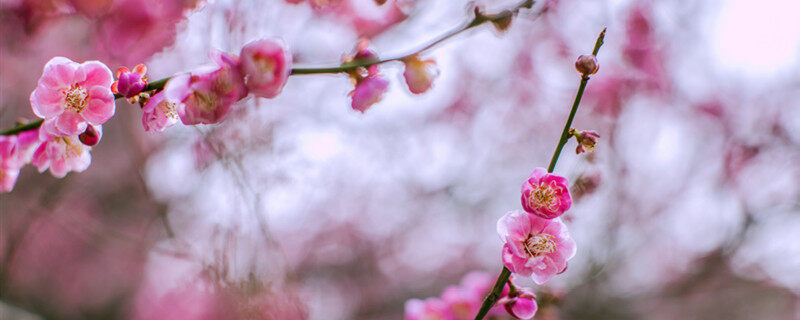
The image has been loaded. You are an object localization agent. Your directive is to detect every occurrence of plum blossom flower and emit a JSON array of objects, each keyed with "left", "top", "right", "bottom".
[
  {"left": 402, "top": 55, "right": 439, "bottom": 94},
  {"left": 31, "top": 126, "right": 100, "bottom": 178},
  {"left": 520, "top": 168, "right": 572, "bottom": 219},
  {"left": 349, "top": 76, "right": 389, "bottom": 113},
  {"left": 497, "top": 210, "right": 576, "bottom": 284},
  {"left": 404, "top": 297, "right": 452, "bottom": 320},
  {"left": 30, "top": 57, "right": 115, "bottom": 136},
  {"left": 112, "top": 64, "right": 148, "bottom": 98},
  {"left": 141, "top": 91, "right": 181, "bottom": 132},
  {"left": 163, "top": 52, "right": 247, "bottom": 125},
  {"left": 239, "top": 39, "right": 292, "bottom": 99},
  {"left": 498, "top": 280, "right": 537, "bottom": 320}
]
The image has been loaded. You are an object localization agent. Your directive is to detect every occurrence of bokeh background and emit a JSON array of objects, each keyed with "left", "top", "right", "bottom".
[{"left": 2, "top": 0, "right": 799, "bottom": 319}]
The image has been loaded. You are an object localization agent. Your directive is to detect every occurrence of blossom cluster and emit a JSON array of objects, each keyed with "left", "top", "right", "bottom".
[
  {"left": 404, "top": 272, "right": 537, "bottom": 320},
  {"left": 1, "top": 32, "right": 444, "bottom": 192}
]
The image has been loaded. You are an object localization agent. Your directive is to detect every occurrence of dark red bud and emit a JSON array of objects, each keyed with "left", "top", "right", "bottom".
[{"left": 79, "top": 126, "right": 100, "bottom": 146}]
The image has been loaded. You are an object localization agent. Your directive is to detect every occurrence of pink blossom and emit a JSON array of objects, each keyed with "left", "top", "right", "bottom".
[
  {"left": 404, "top": 297, "right": 453, "bottom": 320},
  {"left": 520, "top": 168, "right": 572, "bottom": 219},
  {"left": 1, "top": 129, "right": 43, "bottom": 192},
  {"left": 239, "top": 38, "right": 292, "bottom": 99},
  {"left": 31, "top": 126, "right": 98, "bottom": 178},
  {"left": 141, "top": 91, "right": 181, "bottom": 132},
  {"left": 497, "top": 210, "right": 576, "bottom": 284},
  {"left": 30, "top": 57, "right": 115, "bottom": 136},
  {"left": 498, "top": 285, "right": 537, "bottom": 320},
  {"left": 112, "top": 64, "right": 148, "bottom": 98},
  {"left": 1, "top": 135, "right": 22, "bottom": 192},
  {"left": 402, "top": 55, "right": 439, "bottom": 94},
  {"left": 163, "top": 53, "right": 247, "bottom": 125},
  {"left": 349, "top": 76, "right": 389, "bottom": 113}
]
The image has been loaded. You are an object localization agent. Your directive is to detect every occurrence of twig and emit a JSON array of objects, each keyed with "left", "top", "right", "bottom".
[{"left": 472, "top": 27, "right": 606, "bottom": 320}]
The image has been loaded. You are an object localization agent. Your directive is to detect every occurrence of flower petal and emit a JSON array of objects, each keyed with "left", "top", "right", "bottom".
[{"left": 55, "top": 111, "right": 88, "bottom": 136}]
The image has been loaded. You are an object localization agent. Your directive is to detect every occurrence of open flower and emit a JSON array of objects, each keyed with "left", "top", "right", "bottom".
[
  {"left": 239, "top": 38, "right": 292, "bottom": 98},
  {"left": 141, "top": 91, "right": 181, "bottom": 132},
  {"left": 163, "top": 52, "right": 247, "bottom": 125},
  {"left": 30, "top": 57, "right": 115, "bottom": 136},
  {"left": 402, "top": 55, "right": 438, "bottom": 94},
  {"left": 31, "top": 126, "right": 99, "bottom": 178},
  {"left": 497, "top": 210, "right": 576, "bottom": 284},
  {"left": 520, "top": 168, "right": 572, "bottom": 219}
]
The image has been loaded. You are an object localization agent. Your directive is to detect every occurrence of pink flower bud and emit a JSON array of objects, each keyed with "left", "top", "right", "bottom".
[
  {"left": 78, "top": 125, "right": 101, "bottom": 146},
  {"left": 571, "top": 129, "right": 600, "bottom": 154},
  {"left": 575, "top": 54, "right": 599, "bottom": 75},
  {"left": 402, "top": 55, "right": 439, "bottom": 94},
  {"left": 499, "top": 287, "right": 538, "bottom": 320},
  {"left": 112, "top": 64, "right": 148, "bottom": 98},
  {"left": 239, "top": 38, "right": 292, "bottom": 99}
]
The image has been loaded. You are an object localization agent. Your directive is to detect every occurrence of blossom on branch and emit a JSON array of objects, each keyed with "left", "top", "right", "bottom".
[
  {"left": 497, "top": 210, "right": 576, "bottom": 284},
  {"left": 239, "top": 38, "right": 292, "bottom": 99},
  {"left": 30, "top": 57, "right": 115, "bottom": 136},
  {"left": 520, "top": 168, "right": 572, "bottom": 219},
  {"left": 164, "top": 52, "right": 247, "bottom": 125},
  {"left": 141, "top": 91, "right": 181, "bottom": 132},
  {"left": 31, "top": 126, "right": 99, "bottom": 178},
  {"left": 112, "top": 64, "right": 148, "bottom": 98}
]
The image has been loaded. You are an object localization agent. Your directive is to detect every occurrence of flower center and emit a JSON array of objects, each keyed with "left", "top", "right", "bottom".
[
  {"left": 190, "top": 91, "right": 219, "bottom": 113},
  {"left": 62, "top": 84, "right": 88, "bottom": 112},
  {"left": 524, "top": 234, "right": 556, "bottom": 258},
  {"left": 527, "top": 181, "right": 562, "bottom": 212},
  {"left": 254, "top": 55, "right": 276, "bottom": 76},
  {"left": 158, "top": 101, "right": 179, "bottom": 119}
]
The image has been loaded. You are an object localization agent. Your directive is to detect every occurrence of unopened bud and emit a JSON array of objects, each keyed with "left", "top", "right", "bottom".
[
  {"left": 574, "top": 54, "right": 599, "bottom": 76},
  {"left": 570, "top": 129, "right": 600, "bottom": 154},
  {"left": 79, "top": 125, "right": 101, "bottom": 146}
]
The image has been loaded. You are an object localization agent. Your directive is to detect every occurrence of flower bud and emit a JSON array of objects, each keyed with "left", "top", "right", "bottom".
[
  {"left": 112, "top": 64, "right": 148, "bottom": 98},
  {"left": 78, "top": 125, "right": 101, "bottom": 146},
  {"left": 570, "top": 129, "right": 600, "bottom": 154},
  {"left": 499, "top": 287, "right": 538, "bottom": 320},
  {"left": 574, "top": 54, "right": 599, "bottom": 76}
]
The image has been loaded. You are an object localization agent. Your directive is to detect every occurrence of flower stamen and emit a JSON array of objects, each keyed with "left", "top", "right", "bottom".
[{"left": 62, "top": 84, "right": 88, "bottom": 112}]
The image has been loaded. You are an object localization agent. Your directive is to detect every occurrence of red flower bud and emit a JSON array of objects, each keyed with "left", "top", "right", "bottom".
[{"left": 79, "top": 125, "right": 101, "bottom": 146}]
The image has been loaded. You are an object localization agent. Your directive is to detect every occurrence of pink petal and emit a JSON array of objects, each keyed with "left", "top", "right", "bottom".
[
  {"left": 49, "top": 158, "right": 68, "bottom": 178},
  {"left": 31, "top": 144, "right": 50, "bottom": 172},
  {"left": 82, "top": 89, "right": 116, "bottom": 125},
  {"left": 81, "top": 61, "right": 114, "bottom": 87},
  {"left": 497, "top": 210, "right": 531, "bottom": 241},
  {"left": 510, "top": 298, "right": 538, "bottom": 320},
  {"left": 30, "top": 87, "right": 64, "bottom": 118},
  {"left": 55, "top": 111, "right": 88, "bottom": 136}
]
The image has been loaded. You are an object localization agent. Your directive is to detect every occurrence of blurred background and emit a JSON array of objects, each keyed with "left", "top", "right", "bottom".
[{"left": 1, "top": 0, "right": 799, "bottom": 319}]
